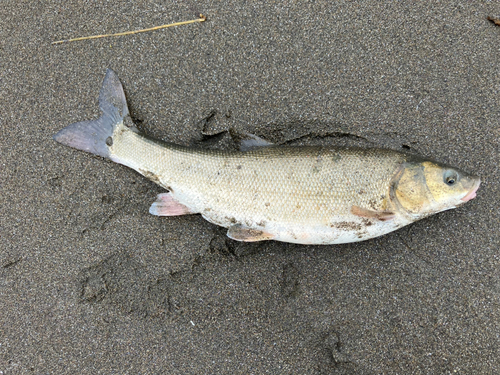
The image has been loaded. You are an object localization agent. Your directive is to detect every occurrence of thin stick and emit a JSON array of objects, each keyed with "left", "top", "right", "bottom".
[{"left": 52, "top": 14, "right": 206, "bottom": 45}]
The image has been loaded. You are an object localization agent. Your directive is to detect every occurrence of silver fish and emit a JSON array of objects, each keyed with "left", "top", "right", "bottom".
[{"left": 54, "top": 70, "right": 480, "bottom": 245}]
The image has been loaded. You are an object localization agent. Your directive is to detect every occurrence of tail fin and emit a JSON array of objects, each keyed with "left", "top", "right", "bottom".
[{"left": 53, "top": 69, "right": 134, "bottom": 158}]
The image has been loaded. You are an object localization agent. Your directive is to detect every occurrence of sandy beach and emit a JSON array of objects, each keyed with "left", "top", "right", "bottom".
[{"left": 1, "top": 1, "right": 499, "bottom": 373}]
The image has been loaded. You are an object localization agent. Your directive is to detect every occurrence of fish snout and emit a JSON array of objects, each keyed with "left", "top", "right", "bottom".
[{"left": 461, "top": 178, "right": 481, "bottom": 202}]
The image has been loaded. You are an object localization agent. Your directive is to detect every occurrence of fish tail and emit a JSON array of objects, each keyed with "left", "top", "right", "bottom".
[{"left": 53, "top": 69, "right": 136, "bottom": 159}]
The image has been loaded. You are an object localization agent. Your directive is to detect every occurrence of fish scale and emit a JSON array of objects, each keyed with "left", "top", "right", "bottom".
[
  {"left": 53, "top": 69, "right": 480, "bottom": 245},
  {"left": 115, "top": 138, "right": 401, "bottom": 221}
]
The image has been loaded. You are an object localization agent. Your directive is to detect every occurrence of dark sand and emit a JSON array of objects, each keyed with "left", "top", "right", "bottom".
[{"left": 1, "top": 1, "right": 499, "bottom": 374}]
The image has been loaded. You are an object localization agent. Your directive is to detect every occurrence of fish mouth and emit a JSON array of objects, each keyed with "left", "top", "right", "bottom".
[{"left": 461, "top": 178, "right": 481, "bottom": 202}]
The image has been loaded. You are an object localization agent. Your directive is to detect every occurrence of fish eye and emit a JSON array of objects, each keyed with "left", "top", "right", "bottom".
[{"left": 444, "top": 170, "right": 459, "bottom": 186}]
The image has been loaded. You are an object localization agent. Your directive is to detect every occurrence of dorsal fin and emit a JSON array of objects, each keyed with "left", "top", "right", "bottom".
[{"left": 229, "top": 129, "right": 274, "bottom": 151}]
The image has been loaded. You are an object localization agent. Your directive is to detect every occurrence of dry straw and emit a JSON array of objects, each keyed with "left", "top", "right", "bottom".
[{"left": 52, "top": 14, "right": 206, "bottom": 45}]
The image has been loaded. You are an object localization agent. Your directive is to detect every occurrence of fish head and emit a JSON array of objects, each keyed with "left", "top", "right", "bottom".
[{"left": 393, "top": 161, "right": 480, "bottom": 218}]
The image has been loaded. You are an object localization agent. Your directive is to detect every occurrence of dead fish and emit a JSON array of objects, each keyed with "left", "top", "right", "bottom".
[{"left": 53, "top": 69, "right": 480, "bottom": 245}]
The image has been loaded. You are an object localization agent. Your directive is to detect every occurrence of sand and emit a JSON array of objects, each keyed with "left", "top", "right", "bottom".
[{"left": 1, "top": 1, "right": 499, "bottom": 373}]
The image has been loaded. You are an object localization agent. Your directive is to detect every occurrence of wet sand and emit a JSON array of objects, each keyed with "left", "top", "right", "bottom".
[{"left": 1, "top": 1, "right": 499, "bottom": 373}]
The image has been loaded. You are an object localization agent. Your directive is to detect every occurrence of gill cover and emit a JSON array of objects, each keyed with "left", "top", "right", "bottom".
[{"left": 393, "top": 163, "right": 431, "bottom": 215}]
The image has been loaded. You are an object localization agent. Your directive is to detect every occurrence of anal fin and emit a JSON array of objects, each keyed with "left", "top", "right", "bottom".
[
  {"left": 149, "top": 193, "right": 194, "bottom": 216},
  {"left": 351, "top": 205, "right": 396, "bottom": 221},
  {"left": 227, "top": 224, "right": 275, "bottom": 242}
]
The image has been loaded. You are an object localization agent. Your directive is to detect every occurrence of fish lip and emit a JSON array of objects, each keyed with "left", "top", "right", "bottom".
[{"left": 461, "top": 178, "right": 481, "bottom": 202}]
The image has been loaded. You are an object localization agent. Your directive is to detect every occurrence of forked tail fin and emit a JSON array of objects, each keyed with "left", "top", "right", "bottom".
[{"left": 53, "top": 69, "right": 134, "bottom": 158}]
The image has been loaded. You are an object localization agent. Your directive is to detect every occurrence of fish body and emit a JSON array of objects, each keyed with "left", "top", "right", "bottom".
[{"left": 54, "top": 70, "right": 480, "bottom": 245}]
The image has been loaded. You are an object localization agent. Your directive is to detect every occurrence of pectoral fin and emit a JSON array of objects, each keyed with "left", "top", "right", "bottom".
[
  {"left": 227, "top": 225, "right": 275, "bottom": 242},
  {"left": 351, "top": 206, "right": 396, "bottom": 221},
  {"left": 149, "top": 193, "right": 194, "bottom": 216}
]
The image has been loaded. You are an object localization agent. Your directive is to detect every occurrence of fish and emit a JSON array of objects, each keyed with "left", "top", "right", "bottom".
[{"left": 53, "top": 69, "right": 481, "bottom": 245}]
